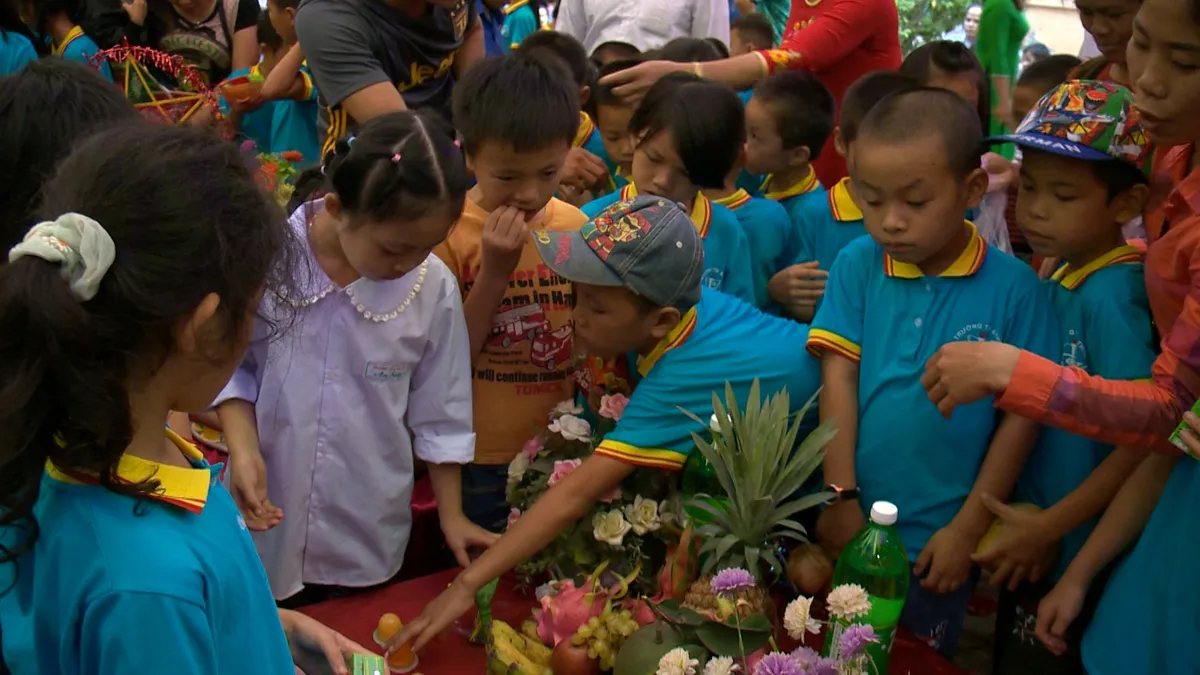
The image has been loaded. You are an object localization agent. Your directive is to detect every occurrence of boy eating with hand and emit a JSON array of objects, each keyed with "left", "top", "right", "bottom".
[{"left": 808, "top": 88, "right": 1058, "bottom": 658}]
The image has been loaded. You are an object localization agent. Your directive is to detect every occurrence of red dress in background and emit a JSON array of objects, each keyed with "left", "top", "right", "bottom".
[{"left": 756, "top": 0, "right": 903, "bottom": 186}]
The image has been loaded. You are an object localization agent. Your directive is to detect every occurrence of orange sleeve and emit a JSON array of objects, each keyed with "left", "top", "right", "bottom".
[{"left": 756, "top": 0, "right": 886, "bottom": 74}]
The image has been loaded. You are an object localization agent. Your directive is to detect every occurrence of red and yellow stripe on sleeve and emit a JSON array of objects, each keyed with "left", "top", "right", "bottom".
[
  {"left": 595, "top": 440, "right": 687, "bottom": 470},
  {"left": 806, "top": 328, "right": 861, "bottom": 363}
]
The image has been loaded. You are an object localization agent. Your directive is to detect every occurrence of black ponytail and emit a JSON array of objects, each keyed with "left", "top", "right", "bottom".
[
  {"left": 0, "top": 124, "right": 298, "bottom": 567},
  {"left": 289, "top": 110, "right": 468, "bottom": 225}
]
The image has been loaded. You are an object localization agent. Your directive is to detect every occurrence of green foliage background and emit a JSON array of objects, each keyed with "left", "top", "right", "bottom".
[{"left": 897, "top": 0, "right": 975, "bottom": 54}]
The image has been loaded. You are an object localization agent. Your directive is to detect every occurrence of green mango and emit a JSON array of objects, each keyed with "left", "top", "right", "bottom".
[{"left": 613, "top": 622, "right": 686, "bottom": 675}]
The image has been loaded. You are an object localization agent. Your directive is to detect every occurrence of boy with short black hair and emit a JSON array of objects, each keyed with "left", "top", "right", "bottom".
[
  {"left": 761, "top": 71, "right": 917, "bottom": 320},
  {"left": 517, "top": 31, "right": 612, "bottom": 199},
  {"left": 980, "top": 81, "right": 1155, "bottom": 674},
  {"left": 809, "top": 87, "right": 1058, "bottom": 658},
  {"left": 731, "top": 13, "right": 775, "bottom": 55},
  {"left": 590, "top": 40, "right": 640, "bottom": 67},
  {"left": 436, "top": 53, "right": 587, "bottom": 532},
  {"left": 590, "top": 59, "right": 642, "bottom": 194},
  {"left": 396, "top": 194, "right": 823, "bottom": 649}
]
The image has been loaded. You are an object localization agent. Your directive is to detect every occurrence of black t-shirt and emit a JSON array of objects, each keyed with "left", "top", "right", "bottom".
[
  {"left": 158, "top": 0, "right": 258, "bottom": 85},
  {"left": 295, "top": 0, "right": 477, "bottom": 160}
]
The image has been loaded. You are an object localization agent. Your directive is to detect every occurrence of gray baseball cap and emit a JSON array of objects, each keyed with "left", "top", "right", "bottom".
[{"left": 532, "top": 195, "right": 704, "bottom": 309}]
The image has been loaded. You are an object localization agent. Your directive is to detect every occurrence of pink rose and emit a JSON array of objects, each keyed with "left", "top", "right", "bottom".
[
  {"left": 547, "top": 459, "right": 583, "bottom": 487},
  {"left": 507, "top": 507, "right": 521, "bottom": 530},
  {"left": 522, "top": 437, "right": 544, "bottom": 461},
  {"left": 599, "top": 485, "right": 622, "bottom": 503},
  {"left": 599, "top": 393, "right": 629, "bottom": 421}
]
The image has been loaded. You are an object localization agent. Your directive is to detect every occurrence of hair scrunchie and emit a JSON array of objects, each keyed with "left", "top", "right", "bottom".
[{"left": 8, "top": 213, "right": 116, "bottom": 301}]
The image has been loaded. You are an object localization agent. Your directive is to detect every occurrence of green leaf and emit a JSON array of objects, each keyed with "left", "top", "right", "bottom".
[
  {"left": 723, "top": 613, "right": 772, "bottom": 633},
  {"left": 695, "top": 621, "right": 773, "bottom": 657}
]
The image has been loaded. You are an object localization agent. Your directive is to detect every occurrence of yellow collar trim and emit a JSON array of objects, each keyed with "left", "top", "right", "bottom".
[
  {"left": 637, "top": 307, "right": 699, "bottom": 377},
  {"left": 1051, "top": 245, "right": 1143, "bottom": 290},
  {"left": 504, "top": 0, "right": 530, "bottom": 15},
  {"left": 885, "top": 222, "right": 987, "bottom": 279},
  {"left": 713, "top": 188, "right": 752, "bottom": 210},
  {"left": 829, "top": 177, "right": 863, "bottom": 222},
  {"left": 762, "top": 165, "right": 819, "bottom": 201},
  {"left": 573, "top": 112, "right": 595, "bottom": 148},
  {"left": 45, "top": 429, "right": 211, "bottom": 513},
  {"left": 617, "top": 184, "right": 711, "bottom": 238},
  {"left": 51, "top": 25, "right": 84, "bottom": 57}
]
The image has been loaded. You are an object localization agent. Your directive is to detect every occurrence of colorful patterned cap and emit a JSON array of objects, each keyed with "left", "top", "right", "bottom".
[
  {"left": 532, "top": 195, "right": 704, "bottom": 309},
  {"left": 990, "top": 80, "right": 1152, "bottom": 175}
]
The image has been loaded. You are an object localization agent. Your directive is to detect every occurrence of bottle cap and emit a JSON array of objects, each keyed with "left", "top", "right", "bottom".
[{"left": 870, "top": 501, "right": 898, "bottom": 526}]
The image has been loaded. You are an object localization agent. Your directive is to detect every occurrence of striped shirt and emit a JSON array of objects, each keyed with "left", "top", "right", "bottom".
[{"left": 997, "top": 143, "right": 1200, "bottom": 451}]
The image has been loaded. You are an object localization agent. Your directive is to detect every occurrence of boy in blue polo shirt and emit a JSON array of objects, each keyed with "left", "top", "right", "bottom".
[
  {"left": 582, "top": 73, "right": 755, "bottom": 305},
  {"left": 808, "top": 88, "right": 1058, "bottom": 658},
  {"left": 970, "top": 81, "right": 1156, "bottom": 674},
  {"left": 589, "top": 59, "right": 641, "bottom": 196},
  {"left": 37, "top": 0, "right": 112, "bottom": 83},
  {"left": 766, "top": 72, "right": 920, "bottom": 321},
  {"left": 390, "top": 195, "right": 822, "bottom": 651},
  {"left": 263, "top": 0, "right": 321, "bottom": 167}
]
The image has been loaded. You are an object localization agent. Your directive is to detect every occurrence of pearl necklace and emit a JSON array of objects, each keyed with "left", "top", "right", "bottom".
[{"left": 288, "top": 259, "right": 429, "bottom": 323}]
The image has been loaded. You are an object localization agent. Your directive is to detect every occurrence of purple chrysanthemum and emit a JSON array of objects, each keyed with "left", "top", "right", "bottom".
[
  {"left": 808, "top": 658, "right": 840, "bottom": 675},
  {"left": 838, "top": 624, "right": 880, "bottom": 661},
  {"left": 752, "top": 652, "right": 804, "bottom": 675},
  {"left": 790, "top": 646, "right": 819, "bottom": 668},
  {"left": 710, "top": 567, "right": 756, "bottom": 596}
]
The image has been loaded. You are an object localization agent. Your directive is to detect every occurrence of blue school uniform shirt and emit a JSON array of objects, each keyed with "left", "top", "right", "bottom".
[
  {"left": 219, "top": 65, "right": 275, "bottom": 154},
  {"left": 0, "top": 430, "right": 294, "bottom": 674},
  {"left": 712, "top": 188, "right": 793, "bottom": 310},
  {"left": 1015, "top": 246, "right": 1156, "bottom": 579},
  {"left": 270, "top": 62, "right": 321, "bottom": 169},
  {"left": 807, "top": 225, "right": 1058, "bottom": 559},
  {"left": 51, "top": 26, "right": 112, "bottom": 81},
  {"left": 583, "top": 185, "right": 757, "bottom": 305},
  {"left": 596, "top": 287, "right": 822, "bottom": 469},
  {"left": 0, "top": 31, "right": 37, "bottom": 76},
  {"left": 502, "top": 0, "right": 539, "bottom": 50},
  {"left": 767, "top": 166, "right": 834, "bottom": 268},
  {"left": 1083, "top": 458, "right": 1200, "bottom": 675},
  {"left": 478, "top": 0, "right": 508, "bottom": 56}
]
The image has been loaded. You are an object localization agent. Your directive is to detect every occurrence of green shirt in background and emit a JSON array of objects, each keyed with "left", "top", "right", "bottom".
[{"left": 976, "top": 0, "right": 1028, "bottom": 158}]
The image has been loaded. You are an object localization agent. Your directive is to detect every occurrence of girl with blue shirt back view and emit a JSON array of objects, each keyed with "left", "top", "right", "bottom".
[
  {"left": 25, "top": 0, "right": 112, "bottom": 81},
  {"left": 581, "top": 72, "right": 756, "bottom": 305},
  {"left": 0, "top": 0, "right": 42, "bottom": 75},
  {"left": 0, "top": 124, "right": 368, "bottom": 675},
  {"left": 215, "top": 111, "right": 498, "bottom": 606}
]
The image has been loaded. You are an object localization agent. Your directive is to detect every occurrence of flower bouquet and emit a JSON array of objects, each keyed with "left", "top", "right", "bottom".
[
  {"left": 506, "top": 396, "right": 679, "bottom": 598},
  {"left": 255, "top": 148, "right": 304, "bottom": 207}
]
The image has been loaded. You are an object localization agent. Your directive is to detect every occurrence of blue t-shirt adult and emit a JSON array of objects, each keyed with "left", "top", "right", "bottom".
[
  {"left": 583, "top": 185, "right": 757, "bottom": 305},
  {"left": 807, "top": 226, "right": 1059, "bottom": 559},
  {"left": 1016, "top": 246, "right": 1156, "bottom": 579},
  {"left": 712, "top": 188, "right": 793, "bottom": 311},
  {"left": 596, "top": 287, "right": 821, "bottom": 469},
  {"left": 0, "top": 31, "right": 37, "bottom": 76},
  {"left": 0, "top": 431, "right": 294, "bottom": 674}
]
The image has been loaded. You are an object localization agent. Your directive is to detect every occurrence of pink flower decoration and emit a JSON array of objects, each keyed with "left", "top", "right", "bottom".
[
  {"left": 599, "top": 393, "right": 630, "bottom": 421},
  {"left": 599, "top": 485, "right": 622, "bottom": 503},
  {"left": 507, "top": 508, "right": 521, "bottom": 530},
  {"left": 547, "top": 459, "right": 582, "bottom": 487},
  {"left": 522, "top": 437, "right": 544, "bottom": 460}
]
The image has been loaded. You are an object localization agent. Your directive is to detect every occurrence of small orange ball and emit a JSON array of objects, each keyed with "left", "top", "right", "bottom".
[{"left": 376, "top": 613, "right": 402, "bottom": 642}]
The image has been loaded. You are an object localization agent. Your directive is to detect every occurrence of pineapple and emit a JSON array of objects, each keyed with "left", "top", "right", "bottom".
[{"left": 680, "top": 380, "right": 836, "bottom": 616}]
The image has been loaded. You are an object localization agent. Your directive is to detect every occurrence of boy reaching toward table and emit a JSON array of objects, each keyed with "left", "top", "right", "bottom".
[{"left": 388, "top": 195, "right": 823, "bottom": 653}]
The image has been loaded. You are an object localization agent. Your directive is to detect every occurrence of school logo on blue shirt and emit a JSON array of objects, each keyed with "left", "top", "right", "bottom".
[
  {"left": 1062, "top": 328, "right": 1088, "bottom": 369},
  {"left": 702, "top": 268, "right": 725, "bottom": 290},
  {"left": 953, "top": 323, "right": 999, "bottom": 342}
]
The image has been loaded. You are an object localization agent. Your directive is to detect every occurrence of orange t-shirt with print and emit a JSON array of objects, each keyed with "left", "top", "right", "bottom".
[{"left": 435, "top": 197, "right": 587, "bottom": 465}]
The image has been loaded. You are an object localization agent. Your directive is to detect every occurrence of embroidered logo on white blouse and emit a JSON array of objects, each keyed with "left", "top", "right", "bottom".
[{"left": 365, "top": 362, "right": 407, "bottom": 381}]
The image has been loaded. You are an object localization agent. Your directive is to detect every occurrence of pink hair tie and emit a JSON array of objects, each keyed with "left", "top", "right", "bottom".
[{"left": 391, "top": 153, "right": 402, "bottom": 163}]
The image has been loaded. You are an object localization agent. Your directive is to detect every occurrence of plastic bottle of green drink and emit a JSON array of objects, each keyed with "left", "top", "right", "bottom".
[{"left": 825, "top": 501, "right": 910, "bottom": 672}]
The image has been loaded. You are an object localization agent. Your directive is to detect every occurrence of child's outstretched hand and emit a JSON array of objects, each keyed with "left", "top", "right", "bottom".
[
  {"left": 559, "top": 148, "right": 610, "bottom": 193},
  {"left": 441, "top": 514, "right": 500, "bottom": 568},
  {"left": 1035, "top": 575, "right": 1087, "bottom": 656},
  {"left": 229, "top": 446, "right": 283, "bottom": 531},
  {"left": 914, "top": 523, "right": 977, "bottom": 595},
  {"left": 971, "top": 496, "right": 1058, "bottom": 591}
]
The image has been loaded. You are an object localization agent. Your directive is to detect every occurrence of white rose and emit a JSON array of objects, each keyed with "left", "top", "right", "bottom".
[
  {"left": 549, "top": 414, "right": 592, "bottom": 442},
  {"left": 593, "top": 509, "right": 633, "bottom": 547},
  {"left": 507, "top": 451, "right": 530, "bottom": 488},
  {"left": 554, "top": 400, "right": 584, "bottom": 415},
  {"left": 624, "top": 495, "right": 662, "bottom": 536}
]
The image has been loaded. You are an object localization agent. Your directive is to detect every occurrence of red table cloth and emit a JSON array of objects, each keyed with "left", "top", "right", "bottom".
[{"left": 302, "top": 569, "right": 969, "bottom": 675}]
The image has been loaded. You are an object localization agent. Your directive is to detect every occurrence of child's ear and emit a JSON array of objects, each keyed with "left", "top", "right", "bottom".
[
  {"left": 579, "top": 85, "right": 591, "bottom": 109},
  {"left": 174, "top": 292, "right": 222, "bottom": 356},
  {"left": 1114, "top": 183, "right": 1151, "bottom": 224},
  {"left": 285, "top": 6, "right": 296, "bottom": 21},
  {"left": 963, "top": 166, "right": 989, "bottom": 210},
  {"left": 648, "top": 306, "right": 683, "bottom": 342},
  {"left": 787, "top": 144, "right": 812, "bottom": 168},
  {"left": 323, "top": 192, "right": 344, "bottom": 220},
  {"left": 833, "top": 127, "right": 847, "bottom": 158}
]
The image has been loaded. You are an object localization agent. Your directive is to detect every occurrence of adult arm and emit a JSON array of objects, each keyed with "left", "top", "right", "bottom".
[
  {"left": 454, "top": 10, "right": 485, "bottom": 77},
  {"left": 690, "top": 0, "right": 730, "bottom": 44},
  {"left": 296, "top": 0, "right": 406, "bottom": 123},
  {"left": 261, "top": 43, "right": 309, "bottom": 101},
  {"left": 228, "top": 0, "right": 259, "bottom": 72}
]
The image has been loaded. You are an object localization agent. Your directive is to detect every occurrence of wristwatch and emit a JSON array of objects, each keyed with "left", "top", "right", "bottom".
[{"left": 825, "top": 484, "right": 861, "bottom": 503}]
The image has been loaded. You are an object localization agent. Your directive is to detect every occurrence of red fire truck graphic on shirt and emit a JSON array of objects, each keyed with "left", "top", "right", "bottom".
[
  {"left": 531, "top": 323, "right": 573, "bottom": 371},
  {"left": 488, "top": 304, "right": 549, "bottom": 348}
]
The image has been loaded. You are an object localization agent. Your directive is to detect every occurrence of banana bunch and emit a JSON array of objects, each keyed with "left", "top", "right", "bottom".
[{"left": 487, "top": 620, "right": 554, "bottom": 675}]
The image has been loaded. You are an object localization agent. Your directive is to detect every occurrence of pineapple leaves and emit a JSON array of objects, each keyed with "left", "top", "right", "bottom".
[{"left": 682, "top": 380, "right": 836, "bottom": 580}]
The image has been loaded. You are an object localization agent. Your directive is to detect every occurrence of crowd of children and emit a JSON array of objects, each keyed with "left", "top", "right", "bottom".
[{"left": 3, "top": 0, "right": 1200, "bottom": 673}]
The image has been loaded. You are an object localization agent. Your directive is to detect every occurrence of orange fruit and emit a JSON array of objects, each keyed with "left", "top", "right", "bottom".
[{"left": 375, "top": 613, "right": 402, "bottom": 643}]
